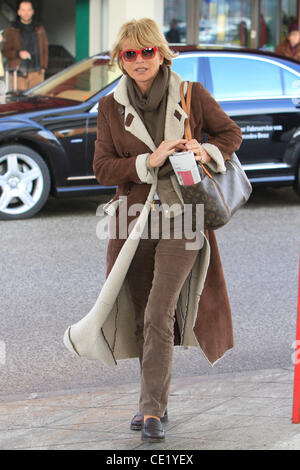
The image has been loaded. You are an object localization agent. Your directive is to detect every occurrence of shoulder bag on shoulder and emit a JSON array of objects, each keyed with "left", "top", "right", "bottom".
[{"left": 179, "top": 81, "right": 252, "bottom": 230}]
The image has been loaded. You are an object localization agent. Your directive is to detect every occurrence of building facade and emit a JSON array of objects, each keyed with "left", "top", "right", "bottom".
[
  {"left": 0, "top": 0, "right": 299, "bottom": 63},
  {"left": 81, "top": 0, "right": 300, "bottom": 58}
]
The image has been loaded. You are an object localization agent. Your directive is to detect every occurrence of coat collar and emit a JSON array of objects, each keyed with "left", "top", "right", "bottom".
[{"left": 113, "top": 70, "right": 188, "bottom": 151}]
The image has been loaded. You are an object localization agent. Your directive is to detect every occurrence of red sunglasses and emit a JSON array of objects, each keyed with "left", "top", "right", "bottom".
[{"left": 120, "top": 47, "right": 158, "bottom": 62}]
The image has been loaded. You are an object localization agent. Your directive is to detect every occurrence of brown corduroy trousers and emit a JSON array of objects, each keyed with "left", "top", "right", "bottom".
[{"left": 126, "top": 207, "right": 199, "bottom": 417}]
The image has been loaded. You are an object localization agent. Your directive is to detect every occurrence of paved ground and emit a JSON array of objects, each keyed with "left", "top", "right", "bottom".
[
  {"left": 0, "top": 187, "right": 299, "bottom": 397},
  {"left": 1, "top": 368, "right": 300, "bottom": 451},
  {"left": 1, "top": 187, "right": 300, "bottom": 452}
]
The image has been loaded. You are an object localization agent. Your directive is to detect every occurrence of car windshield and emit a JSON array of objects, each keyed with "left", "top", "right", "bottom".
[{"left": 26, "top": 55, "right": 122, "bottom": 102}]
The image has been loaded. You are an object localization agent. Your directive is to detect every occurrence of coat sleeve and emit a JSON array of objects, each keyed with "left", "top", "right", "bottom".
[
  {"left": 275, "top": 43, "right": 284, "bottom": 55},
  {"left": 2, "top": 29, "right": 18, "bottom": 61},
  {"left": 93, "top": 98, "right": 145, "bottom": 186},
  {"left": 194, "top": 83, "right": 242, "bottom": 162}
]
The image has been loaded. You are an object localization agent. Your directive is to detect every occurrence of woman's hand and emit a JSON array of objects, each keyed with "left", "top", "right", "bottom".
[
  {"left": 148, "top": 139, "right": 187, "bottom": 168},
  {"left": 185, "top": 139, "right": 211, "bottom": 164},
  {"left": 19, "top": 50, "right": 31, "bottom": 60}
]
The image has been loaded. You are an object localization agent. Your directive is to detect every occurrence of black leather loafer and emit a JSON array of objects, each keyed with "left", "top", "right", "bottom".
[
  {"left": 130, "top": 412, "right": 143, "bottom": 431},
  {"left": 141, "top": 417, "right": 165, "bottom": 442},
  {"left": 130, "top": 409, "right": 168, "bottom": 431}
]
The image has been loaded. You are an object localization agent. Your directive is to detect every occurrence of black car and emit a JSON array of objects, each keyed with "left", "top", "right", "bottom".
[{"left": 0, "top": 47, "right": 300, "bottom": 220}]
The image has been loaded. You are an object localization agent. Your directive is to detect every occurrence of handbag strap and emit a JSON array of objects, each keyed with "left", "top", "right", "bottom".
[
  {"left": 180, "top": 81, "right": 193, "bottom": 141},
  {"left": 180, "top": 81, "right": 214, "bottom": 179}
]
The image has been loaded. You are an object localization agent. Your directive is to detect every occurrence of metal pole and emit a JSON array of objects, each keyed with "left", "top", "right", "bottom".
[
  {"left": 194, "top": 0, "right": 201, "bottom": 45},
  {"left": 292, "top": 256, "right": 300, "bottom": 424},
  {"left": 250, "top": 0, "right": 259, "bottom": 49},
  {"left": 276, "top": 0, "right": 282, "bottom": 48},
  {"left": 186, "top": 0, "right": 201, "bottom": 45}
]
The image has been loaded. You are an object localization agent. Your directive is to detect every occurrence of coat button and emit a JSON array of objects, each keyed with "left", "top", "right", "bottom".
[
  {"left": 123, "top": 152, "right": 130, "bottom": 157},
  {"left": 118, "top": 106, "right": 125, "bottom": 115}
]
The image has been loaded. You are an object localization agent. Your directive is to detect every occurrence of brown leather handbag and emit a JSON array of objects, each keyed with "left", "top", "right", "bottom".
[{"left": 179, "top": 81, "right": 252, "bottom": 230}]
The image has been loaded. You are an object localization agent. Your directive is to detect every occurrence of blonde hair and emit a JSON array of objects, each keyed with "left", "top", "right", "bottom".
[{"left": 110, "top": 18, "right": 178, "bottom": 74}]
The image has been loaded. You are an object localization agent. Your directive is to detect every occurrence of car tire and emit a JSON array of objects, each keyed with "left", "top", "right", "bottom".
[
  {"left": 0, "top": 145, "right": 51, "bottom": 220},
  {"left": 294, "top": 162, "right": 300, "bottom": 197}
]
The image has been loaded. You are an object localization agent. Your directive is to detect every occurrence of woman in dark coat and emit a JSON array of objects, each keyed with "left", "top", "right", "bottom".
[
  {"left": 276, "top": 24, "right": 300, "bottom": 61},
  {"left": 64, "top": 18, "right": 242, "bottom": 443}
]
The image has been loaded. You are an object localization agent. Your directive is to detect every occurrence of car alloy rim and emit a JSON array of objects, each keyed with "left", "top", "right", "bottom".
[{"left": 0, "top": 153, "right": 44, "bottom": 215}]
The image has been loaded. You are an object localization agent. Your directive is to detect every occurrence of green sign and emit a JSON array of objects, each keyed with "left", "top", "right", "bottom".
[{"left": 76, "top": 0, "right": 90, "bottom": 61}]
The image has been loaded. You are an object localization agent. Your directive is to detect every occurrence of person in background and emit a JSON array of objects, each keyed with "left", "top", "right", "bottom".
[
  {"left": 2, "top": 0, "right": 48, "bottom": 91},
  {"left": 165, "top": 19, "right": 181, "bottom": 43},
  {"left": 276, "top": 24, "right": 300, "bottom": 61}
]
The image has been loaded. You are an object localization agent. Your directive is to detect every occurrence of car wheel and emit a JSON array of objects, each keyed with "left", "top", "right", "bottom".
[
  {"left": 294, "top": 162, "right": 300, "bottom": 196},
  {"left": 0, "top": 145, "right": 51, "bottom": 220}
]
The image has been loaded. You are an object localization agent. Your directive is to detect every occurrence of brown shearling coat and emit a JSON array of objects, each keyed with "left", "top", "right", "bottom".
[
  {"left": 95, "top": 71, "right": 242, "bottom": 363},
  {"left": 63, "top": 71, "right": 242, "bottom": 367},
  {"left": 2, "top": 23, "right": 48, "bottom": 70}
]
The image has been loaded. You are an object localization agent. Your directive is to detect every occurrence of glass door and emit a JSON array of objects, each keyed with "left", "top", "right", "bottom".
[
  {"left": 163, "top": 0, "right": 187, "bottom": 44},
  {"left": 281, "top": 0, "right": 298, "bottom": 40},
  {"left": 199, "top": 0, "right": 252, "bottom": 47},
  {"left": 259, "top": 0, "right": 281, "bottom": 50}
]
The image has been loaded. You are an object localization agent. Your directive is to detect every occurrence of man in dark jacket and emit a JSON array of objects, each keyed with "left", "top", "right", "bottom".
[{"left": 2, "top": 0, "right": 48, "bottom": 91}]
